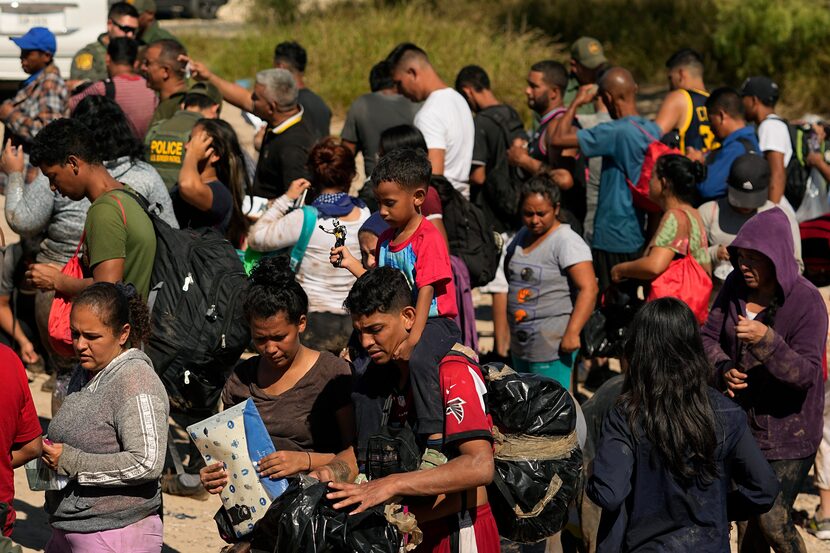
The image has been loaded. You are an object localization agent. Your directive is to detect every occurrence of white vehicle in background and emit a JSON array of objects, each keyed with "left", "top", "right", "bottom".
[{"left": 0, "top": 0, "right": 107, "bottom": 90}]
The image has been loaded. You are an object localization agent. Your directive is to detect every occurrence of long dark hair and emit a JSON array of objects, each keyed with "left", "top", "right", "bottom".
[
  {"left": 71, "top": 95, "right": 144, "bottom": 161},
  {"left": 621, "top": 297, "right": 718, "bottom": 487},
  {"left": 196, "top": 119, "right": 251, "bottom": 248}
]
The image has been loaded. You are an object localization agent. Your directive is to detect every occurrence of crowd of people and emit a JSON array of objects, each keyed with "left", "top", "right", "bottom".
[{"left": 1, "top": 3, "right": 829, "bottom": 553}]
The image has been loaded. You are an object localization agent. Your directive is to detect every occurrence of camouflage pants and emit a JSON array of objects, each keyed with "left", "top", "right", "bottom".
[{"left": 738, "top": 454, "right": 815, "bottom": 553}]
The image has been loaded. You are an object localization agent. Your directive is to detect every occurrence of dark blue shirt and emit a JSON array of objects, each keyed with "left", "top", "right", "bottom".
[
  {"left": 697, "top": 126, "right": 761, "bottom": 200},
  {"left": 587, "top": 389, "right": 779, "bottom": 553}
]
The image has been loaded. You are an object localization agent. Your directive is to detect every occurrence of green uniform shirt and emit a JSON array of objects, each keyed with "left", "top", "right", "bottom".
[
  {"left": 83, "top": 188, "right": 157, "bottom": 300},
  {"left": 139, "top": 21, "right": 178, "bottom": 45},
  {"left": 149, "top": 89, "right": 186, "bottom": 130},
  {"left": 144, "top": 109, "right": 202, "bottom": 191},
  {"left": 70, "top": 34, "right": 108, "bottom": 83},
  {"left": 563, "top": 76, "right": 597, "bottom": 116}
]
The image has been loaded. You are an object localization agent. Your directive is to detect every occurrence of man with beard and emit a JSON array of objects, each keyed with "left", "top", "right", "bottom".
[{"left": 507, "top": 60, "right": 586, "bottom": 230}]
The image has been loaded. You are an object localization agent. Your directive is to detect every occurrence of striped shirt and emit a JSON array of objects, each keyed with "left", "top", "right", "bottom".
[{"left": 69, "top": 73, "right": 159, "bottom": 138}]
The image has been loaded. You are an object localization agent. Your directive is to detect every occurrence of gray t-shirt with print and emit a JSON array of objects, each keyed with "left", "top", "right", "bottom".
[{"left": 506, "top": 224, "right": 592, "bottom": 362}]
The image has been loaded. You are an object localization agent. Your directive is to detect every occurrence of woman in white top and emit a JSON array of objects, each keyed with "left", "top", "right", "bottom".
[{"left": 248, "top": 138, "right": 369, "bottom": 353}]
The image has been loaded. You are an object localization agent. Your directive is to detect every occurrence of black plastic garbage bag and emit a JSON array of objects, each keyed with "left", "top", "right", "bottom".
[
  {"left": 482, "top": 364, "right": 583, "bottom": 544},
  {"left": 250, "top": 476, "right": 402, "bottom": 553},
  {"left": 581, "top": 282, "right": 644, "bottom": 359}
]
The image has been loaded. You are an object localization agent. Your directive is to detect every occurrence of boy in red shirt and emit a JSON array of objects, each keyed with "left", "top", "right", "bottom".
[
  {"left": 323, "top": 267, "right": 499, "bottom": 553},
  {"left": 334, "top": 148, "right": 460, "bottom": 447},
  {"left": 334, "top": 147, "right": 457, "bottom": 359},
  {"left": 0, "top": 343, "right": 43, "bottom": 538}
]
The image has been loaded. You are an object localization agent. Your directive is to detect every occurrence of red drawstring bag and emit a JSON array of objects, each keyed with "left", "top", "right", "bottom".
[
  {"left": 47, "top": 192, "right": 128, "bottom": 357},
  {"left": 626, "top": 120, "right": 682, "bottom": 213},
  {"left": 646, "top": 210, "right": 713, "bottom": 324},
  {"left": 48, "top": 233, "right": 85, "bottom": 357}
]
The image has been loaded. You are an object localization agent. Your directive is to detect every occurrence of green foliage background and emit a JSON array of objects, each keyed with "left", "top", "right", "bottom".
[
  {"left": 183, "top": 0, "right": 830, "bottom": 118},
  {"left": 507, "top": 0, "right": 830, "bottom": 116},
  {"left": 180, "top": 1, "right": 558, "bottom": 123}
]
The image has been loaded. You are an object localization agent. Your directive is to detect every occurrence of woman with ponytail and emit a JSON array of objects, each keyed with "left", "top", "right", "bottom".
[
  {"left": 611, "top": 154, "right": 711, "bottom": 284},
  {"left": 610, "top": 154, "right": 712, "bottom": 321},
  {"left": 247, "top": 137, "right": 370, "bottom": 353},
  {"left": 199, "top": 256, "right": 357, "bottom": 501},
  {"left": 174, "top": 118, "right": 251, "bottom": 248},
  {"left": 588, "top": 298, "right": 778, "bottom": 553},
  {"left": 40, "top": 282, "right": 169, "bottom": 552}
]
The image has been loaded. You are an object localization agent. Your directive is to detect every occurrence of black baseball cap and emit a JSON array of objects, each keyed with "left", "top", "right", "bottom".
[
  {"left": 727, "top": 154, "right": 770, "bottom": 209},
  {"left": 740, "top": 76, "right": 779, "bottom": 105}
]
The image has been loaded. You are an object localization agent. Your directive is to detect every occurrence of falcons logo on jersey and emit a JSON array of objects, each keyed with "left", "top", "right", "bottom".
[{"left": 446, "top": 394, "right": 467, "bottom": 424}]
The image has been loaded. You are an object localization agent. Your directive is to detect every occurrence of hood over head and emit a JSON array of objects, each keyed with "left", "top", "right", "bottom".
[{"left": 728, "top": 206, "right": 798, "bottom": 296}]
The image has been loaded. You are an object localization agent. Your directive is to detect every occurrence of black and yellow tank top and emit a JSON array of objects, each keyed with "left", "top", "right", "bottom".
[{"left": 679, "top": 88, "right": 718, "bottom": 153}]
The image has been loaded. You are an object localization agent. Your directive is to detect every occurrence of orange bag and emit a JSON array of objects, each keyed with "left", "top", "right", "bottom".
[
  {"left": 48, "top": 233, "right": 85, "bottom": 357},
  {"left": 646, "top": 210, "right": 712, "bottom": 323}
]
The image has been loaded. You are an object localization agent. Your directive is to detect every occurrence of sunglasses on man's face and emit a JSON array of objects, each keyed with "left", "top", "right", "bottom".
[{"left": 110, "top": 20, "right": 137, "bottom": 35}]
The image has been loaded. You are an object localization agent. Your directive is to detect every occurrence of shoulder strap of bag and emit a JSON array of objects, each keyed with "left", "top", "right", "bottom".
[
  {"left": 380, "top": 394, "right": 394, "bottom": 428},
  {"left": 103, "top": 78, "right": 116, "bottom": 100},
  {"left": 628, "top": 118, "right": 660, "bottom": 143},
  {"left": 288, "top": 205, "right": 318, "bottom": 272},
  {"left": 677, "top": 208, "right": 707, "bottom": 255},
  {"left": 106, "top": 191, "right": 128, "bottom": 227}
]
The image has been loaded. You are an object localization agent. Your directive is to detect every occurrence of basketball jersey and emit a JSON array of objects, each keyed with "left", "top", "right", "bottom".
[{"left": 679, "top": 88, "right": 717, "bottom": 153}]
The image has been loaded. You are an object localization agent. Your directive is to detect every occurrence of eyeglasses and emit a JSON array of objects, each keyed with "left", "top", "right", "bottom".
[{"left": 110, "top": 20, "right": 137, "bottom": 36}]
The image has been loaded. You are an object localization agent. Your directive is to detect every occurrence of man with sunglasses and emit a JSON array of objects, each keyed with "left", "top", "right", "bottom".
[
  {"left": 0, "top": 27, "right": 67, "bottom": 151},
  {"left": 68, "top": 2, "right": 140, "bottom": 91}
]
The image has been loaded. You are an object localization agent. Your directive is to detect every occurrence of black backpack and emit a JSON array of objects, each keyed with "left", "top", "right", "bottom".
[
  {"left": 477, "top": 107, "right": 527, "bottom": 225},
  {"left": 124, "top": 191, "right": 250, "bottom": 415},
  {"left": 431, "top": 176, "right": 502, "bottom": 288},
  {"left": 780, "top": 119, "right": 813, "bottom": 210}
]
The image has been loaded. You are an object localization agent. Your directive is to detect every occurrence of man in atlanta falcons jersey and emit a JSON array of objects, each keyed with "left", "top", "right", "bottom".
[{"left": 325, "top": 267, "right": 499, "bottom": 553}]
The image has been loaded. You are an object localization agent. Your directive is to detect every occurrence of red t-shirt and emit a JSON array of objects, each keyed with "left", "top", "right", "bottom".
[
  {"left": 0, "top": 345, "right": 41, "bottom": 536},
  {"left": 421, "top": 186, "right": 443, "bottom": 218},
  {"left": 439, "top": 354, "right": 493, "bottom": 450},
  {"left": 376, "top": 217, "right": 458, "bottom": 318}
]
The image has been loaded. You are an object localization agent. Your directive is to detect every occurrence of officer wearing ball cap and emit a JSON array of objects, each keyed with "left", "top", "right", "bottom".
[
  {"left": 563, "top": 36, "right": 610, "bottom": 115},
  {"left": 128, "top": 0, "right": 178, "bottom": 45},
  {"left": 144, "top": 81, "right": 223, "bottom": 190}
]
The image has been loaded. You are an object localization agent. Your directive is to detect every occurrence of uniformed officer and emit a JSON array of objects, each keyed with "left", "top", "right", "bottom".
[
  {"left": 144, "top": 81, "right": 222, "bottom": 190},
  {"left": 129, "top": 0, "right": 179, "bottom": 45},
  {"left": 68, "top": 2, "right": 139, "bottom": 91}
]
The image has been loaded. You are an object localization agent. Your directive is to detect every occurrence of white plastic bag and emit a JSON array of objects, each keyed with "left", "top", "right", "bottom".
[
  {"left": 796, "top": 169, "right": 829, "bottom": 222},
  {"left": 25, "top": 458, "right": 68, "bottom": 491}
]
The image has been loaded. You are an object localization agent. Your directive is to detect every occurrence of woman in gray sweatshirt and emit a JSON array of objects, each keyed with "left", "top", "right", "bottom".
[{"left": 40, "top": 282, "right": 169, "bottom": 552}]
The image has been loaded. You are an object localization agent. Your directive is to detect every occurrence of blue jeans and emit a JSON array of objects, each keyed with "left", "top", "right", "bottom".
[{"left": 511, "top": 351, "right": 575, "bottom": 389}]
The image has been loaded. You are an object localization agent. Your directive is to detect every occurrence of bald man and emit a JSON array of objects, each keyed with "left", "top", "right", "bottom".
[
  {"left": 387, "top": 43, "right": 475, "bottom": 198},
  {"left": 551, "top": 67, "right": 662, "bottom": 291}
]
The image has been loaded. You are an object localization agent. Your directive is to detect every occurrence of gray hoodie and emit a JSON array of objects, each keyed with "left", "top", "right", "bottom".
[
  {"left": 45, "top": 349, "right": 169, "bottom": 533},
  {"left": 4, "top": 157, "right": 178, "bottom": 265}
]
